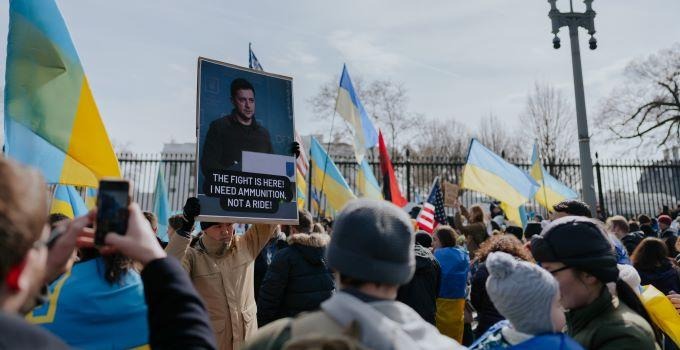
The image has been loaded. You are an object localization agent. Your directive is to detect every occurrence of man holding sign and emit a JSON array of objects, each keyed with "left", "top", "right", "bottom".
[{"left": 166, "top": 198, "right": 276, "bottom": 350}]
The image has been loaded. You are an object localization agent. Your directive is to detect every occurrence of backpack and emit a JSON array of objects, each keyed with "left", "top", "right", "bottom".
[{"left": 281, "top": 311, "right": 369, "bottom": 350}]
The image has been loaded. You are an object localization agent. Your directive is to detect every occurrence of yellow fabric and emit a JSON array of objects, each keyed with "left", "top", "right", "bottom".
[
  {"left": 356, "top": 167, "right": 382, "bottom": 200},
  {"left": 436, "top": 298, "right": 465, "bottom": 343},
  {"left": 311, "top": 162, "right": 355, "bottom": 214},
  {"left": 26, "top": 271, "right": 71, "bottom": 324},
  {"left": 640, "top": 285, "right": 680, "bottom": 346},
  {"left": 500, "top": 202, "right": 522, "bottom": 227},
  {"left": 296, "top": 170, "right": 307, "bottom": 209},
  {"left": 336, "top": 88, "right": 367, "bottom": 163},
  {"left": 461, "top": 164, "right": 528, "bottom": 208},
  {"left": 535, "top": 186, "right": 568, "bottom": 212},
  {"left": 50, "top": 199, "right": 75, "bottom": 219},
  {"left": 65, "top": 78, "right": 120, "bottom": 185}
]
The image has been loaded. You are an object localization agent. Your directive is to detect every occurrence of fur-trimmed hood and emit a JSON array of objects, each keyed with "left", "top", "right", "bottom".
[
  {"left": 286, "top": 233, "right": 330, "bottom": 266},
  {"left": 287, "top": 233, "right": 330, "bottom": 247}
]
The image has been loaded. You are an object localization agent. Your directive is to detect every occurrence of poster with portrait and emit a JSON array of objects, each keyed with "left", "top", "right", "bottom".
[{"left": 195, "top": 57, "right": 297, "bottom": 224}]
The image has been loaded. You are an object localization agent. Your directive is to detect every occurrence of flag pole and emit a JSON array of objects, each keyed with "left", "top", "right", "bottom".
[{"left": 318, "top": 66, "right": 344, "bottom": 210}]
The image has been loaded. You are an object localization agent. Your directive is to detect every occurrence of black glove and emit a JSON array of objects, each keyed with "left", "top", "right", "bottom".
[
  {"left": 292, "top": 141, "right": 301, "bottom": 159},
  {"left": 180, "top": 197, "right": 200, "bottom": 234}
]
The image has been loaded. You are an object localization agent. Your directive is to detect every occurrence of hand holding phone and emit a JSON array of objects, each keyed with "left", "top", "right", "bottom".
[{"left": 95, "top": 179, "right": 131, "bottom": 246}]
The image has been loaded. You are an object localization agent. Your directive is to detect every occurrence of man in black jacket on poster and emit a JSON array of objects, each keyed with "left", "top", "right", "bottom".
[{"left": 200, "top": 78, "right": 273, "bottom": 176}]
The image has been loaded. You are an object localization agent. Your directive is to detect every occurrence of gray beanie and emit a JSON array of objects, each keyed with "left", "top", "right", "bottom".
[
  {"left": 326, "top": 199, "right": 415, "bottom": 285},
  {"left": 485, "top": 252, "right": 559, "bottom": 335}
]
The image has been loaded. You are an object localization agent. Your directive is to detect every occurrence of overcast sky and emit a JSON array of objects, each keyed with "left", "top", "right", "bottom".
[{"left": 1, "top": 1, "right": 679, "bottom": 156}]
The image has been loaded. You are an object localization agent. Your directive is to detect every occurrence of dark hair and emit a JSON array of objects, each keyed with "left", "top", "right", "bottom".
[
  {"left": 553, "top": 199, "right": 592, "bottom": 218},
  {"left": 469, "top": 205, "right": 485, "bottom": 224},
  {"left": 628, "top": 220, "right": 640, "bottom": 232},
  {"left": 504, "top": 226, "right": 523, "bottom": 241},
  {"left": 631, "top": 238, "right": 669, "bottom": 271},
  {"left": 168, "top": 214, "right": 185, "bottom": 231},
  {"left": 638, "top": 214, "right": 651, "bottom": 225},
  {"left": 230, "top": 78, "right": 254, "bottom": 99},
  {"left": 614, "top": 279, "right": 663, "bottom": 344},
  {"left": 48, "top": 213, "right": 71, "bottom": 229},
  {"left": 475, "top": 234, "right": 534, "bottom": 263},
  {"left": 143, "top": 211, "right": 158, "bottom": 231},
  {"left": 79, "top": 249, "right": 133, "bottom": 284},
  {"left": 415, "top": 231, "right": 433, "bottom": 248},
  {"left": 297, "top": 209, "right": 313, "bottom": 232},
  {"left": 434, "top": 225, "right": 457, "bottom": 248},
  {"left": 524, "top": 222, "right": 542, "bottom": 240}
]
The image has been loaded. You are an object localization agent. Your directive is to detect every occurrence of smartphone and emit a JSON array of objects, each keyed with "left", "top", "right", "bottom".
[{"left": 95, "top": 179, "right": 131, "bottom": 246}]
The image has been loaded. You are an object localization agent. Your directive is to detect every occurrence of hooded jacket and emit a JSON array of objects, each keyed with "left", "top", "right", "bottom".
[
  {"left": 257, "top": 233, "right": 335, "bottom": 326},
  {"left": 242, "top": 291, "right": 465, "bottom": 350},
  {"left": 396, "top": 244, "right": 441, "bottom": 324},
  {"left": 166, "top": 223, "right": 275, "bottom": 350},
  {"left": 434, "top": 246, "right": 470, "bottom": 299},
  {"left": 470, "top": 262, "right": 505, "bottom": 337}
]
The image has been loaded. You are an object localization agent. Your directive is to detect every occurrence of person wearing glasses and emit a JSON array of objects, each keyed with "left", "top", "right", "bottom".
[{"left": 531, "top": 217, "right": 660, "bottom": 350}]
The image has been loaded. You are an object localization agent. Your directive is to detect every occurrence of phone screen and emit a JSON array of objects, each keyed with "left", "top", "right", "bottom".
[{"left": 95, "top": 180, "right": 130, "bottom": 246}]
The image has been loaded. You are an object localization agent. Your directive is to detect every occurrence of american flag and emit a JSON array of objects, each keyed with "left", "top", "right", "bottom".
[
  {"left": 295, "top": 132, "right": 308, "bottom": 177},
  {"left": 416, "top": 178, "right": 447, "bottom": 234}
]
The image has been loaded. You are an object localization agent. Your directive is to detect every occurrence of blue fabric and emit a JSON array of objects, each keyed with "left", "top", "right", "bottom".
[
  {"left": 434, "top": 247, "right": 469, "bottom": 299},
  {"left": 471, "top": 320, "right": 585, "bottom": 350},
  {"left": 29, "top": 257, "right": 148, "bottom": 349}
]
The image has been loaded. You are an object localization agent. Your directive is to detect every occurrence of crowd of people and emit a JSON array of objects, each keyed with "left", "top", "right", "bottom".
[{"left": 2, "top": 154, "right": 680, "bottom": 349}]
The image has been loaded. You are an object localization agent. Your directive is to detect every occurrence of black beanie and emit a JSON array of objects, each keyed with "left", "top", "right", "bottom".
[
  {"left": 200, "top": 221, "right": 218, "bottom": 231},
  {"left": 531, "top": 217, "right": 618, "bottom": 283},
  {"left": 415, "top": 231, "right": 433, "bottom": 248}
]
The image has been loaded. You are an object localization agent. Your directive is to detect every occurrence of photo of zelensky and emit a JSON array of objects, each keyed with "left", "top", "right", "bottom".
[{"left": 196, "top": 58, "right": 297, "bottom": 224}]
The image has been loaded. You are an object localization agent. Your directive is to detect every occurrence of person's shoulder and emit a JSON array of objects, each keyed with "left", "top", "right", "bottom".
[
  {"left": 242, "top": 317, "right": 293, "bottom": 350},
  {"left": 0, "top": 312, "right": 69, "bottom": 349},
  {"left": 590, "top": 303, "right": 656, "bottom": 349},
  {"left": 208, "top": 114, "right": 236, "bottom": 129}
]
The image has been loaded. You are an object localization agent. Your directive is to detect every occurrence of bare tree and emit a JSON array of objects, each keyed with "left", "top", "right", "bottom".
[
  {"left": 520, "top": 82, "right": 576, "bottom": 170},
  {"left": 475, "top": 113, "right": 524, "bottom": 159},
  {"left": 307, "top": 75, "right": 416, "bottom": 150},
  {"left": 598, "top": 44, "right": 680, "bottom": 152},
  {"left": 411, "top": 117, "right": 471, "bottom": 159}
]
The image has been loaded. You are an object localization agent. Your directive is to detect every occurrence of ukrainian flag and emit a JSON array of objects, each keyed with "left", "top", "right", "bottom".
[
  {"left": 50, "top": 185, "right": 88, "bottom": 219},
  {"left": 84, "top": 188, "right": 97, "bottom": 210},
  {"left": 296, "top": 170, "right": 307, "bottom": 209},
  {"left": 357, "top": 158, "right": 382, "bottom": 200},
  {"left": 336, "top": 65, "right": 378, "bottom": 163},
  {"left": 461, "top": 139, "right": 539, "bottom": 208},
  {"left": 4, "top": 0, "right": 120, "bottom": 187},
  {"left": 310, "top": 137, "right": 356, "bottom": 214},
  {"left": 153, "top": 168, "right": 170, "bottom": 242},
  {"left": 530, "top": 145, "right": 578, "bottom": 211},
  {"left": 500, "top": 202, "right": 528, "bottom": 228}
]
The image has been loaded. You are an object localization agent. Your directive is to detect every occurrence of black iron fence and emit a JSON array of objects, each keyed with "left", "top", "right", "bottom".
[{"left": 119, "top": 153, "right": 680, "bottom": 219}]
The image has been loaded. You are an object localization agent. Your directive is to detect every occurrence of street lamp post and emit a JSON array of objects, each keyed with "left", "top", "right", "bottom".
[{"left": 548, "top": 0, "right": 598, "bottom": 216}]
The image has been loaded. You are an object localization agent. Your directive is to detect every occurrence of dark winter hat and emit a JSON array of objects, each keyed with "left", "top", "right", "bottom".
[
  {"left": 200, "top": 221, "right": 218, "bottom": 231},
  {"left": 505, "top": 226, "right": 523, "bottom": 241},
  {"left": 531, "top": 216, "right": 618, "bottom": 283},
  {"left": 326, "top": 199, "right": 415, "bottom": 285},
  {"left": 658, "top": 215, "right": 672, "bottom": 226},
  {"left": 552, "top": 199, "right": 592, "bottom": 218},
  {"left": 415, "top": 231, "right": 433, "bottom": 248}
]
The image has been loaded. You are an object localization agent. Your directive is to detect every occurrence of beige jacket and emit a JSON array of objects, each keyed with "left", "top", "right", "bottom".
[{"left": 166, "top": 224, "right": 275, "bottom": 350}]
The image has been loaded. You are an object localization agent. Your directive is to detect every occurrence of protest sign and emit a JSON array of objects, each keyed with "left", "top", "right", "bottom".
[
  {"left": 443, "top": 180, "right": 459, "bottom": 208},
  {"left": 196, "top": 57, "right": 297, "bottom": 224}
]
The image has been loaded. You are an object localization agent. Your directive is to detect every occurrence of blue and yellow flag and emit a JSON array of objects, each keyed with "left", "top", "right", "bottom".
[
  {"left": 27, "top": 257, "right": 149, "bottom": 349},
  {"left": 84, "top": 187, "right": 97, "bottom": 210},
  {"left": 530, "top": 145, "right": 578, "bottom": 211},
  {"left": 336, "top": 65, "right": 379, "bottom": 163},
  {"left": 153, "top": 168, "right": 170, "bottom": 242},
  {"left": 310, "top": 137, "right": 356, "bottom": 214},
  {"left": 461, "top": 139, "right": 539, "bottom": 208},
  {"left": 500, "top": 202, "right": 528, "bottom": 228},
  {"left": 4, "top": 0, "right": 120, "bottom": 186},
  {"left": 50, "top": 185, "right": 88, "bottom": 219},
  {"left": 296, "top": 170, "right": 308, "bottom": 209},
  {"left": 357, "top": 158, "right": 382, "bottom": 200}
]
